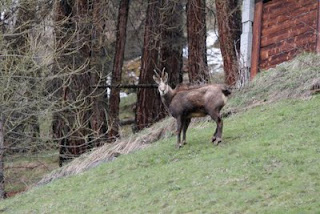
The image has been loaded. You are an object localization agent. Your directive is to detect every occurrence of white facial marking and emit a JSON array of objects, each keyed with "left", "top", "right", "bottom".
[{"left": 158, "top": 81, "right": 168, "bottom": 96}]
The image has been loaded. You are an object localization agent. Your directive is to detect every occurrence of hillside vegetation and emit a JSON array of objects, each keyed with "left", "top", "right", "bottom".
[{"left": 0, "top": 54, "right": 319, "bottom": 213}]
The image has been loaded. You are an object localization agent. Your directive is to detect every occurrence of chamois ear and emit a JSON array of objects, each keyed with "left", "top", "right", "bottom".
[
  {"left": 163, "top": 72, "right": 168, "bottom": 83},
  {"left": 153, "top": 75, "right": 160, "bottom": 84}
]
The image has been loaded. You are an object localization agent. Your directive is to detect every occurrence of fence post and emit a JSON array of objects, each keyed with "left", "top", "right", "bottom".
[
  {"left": 238, "top": 0, "right": 255, "bottom": 88},
  {"left": 316, "top": 0, "right": 320, "bottom": 53}
]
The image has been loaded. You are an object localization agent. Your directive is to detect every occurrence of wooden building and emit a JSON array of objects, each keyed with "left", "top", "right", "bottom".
[{"left": 240, "top": 0, "right": 320, "bottom": 79}]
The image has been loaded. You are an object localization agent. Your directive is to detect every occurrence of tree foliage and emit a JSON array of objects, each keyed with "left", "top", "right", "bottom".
[{"left": 0, "top": 0, "right": 114, "bottom": 195}]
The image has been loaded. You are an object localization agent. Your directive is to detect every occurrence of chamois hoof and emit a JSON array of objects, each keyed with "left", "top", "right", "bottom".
[
  {"left": 212, "top": 137, "right": 222, "bottom": 145},
  {"left": 176, "top": 143, "right": 183, "bottom": 149},
  {"left": 182, "top": 141, "right": 187, "bottom": 145}
]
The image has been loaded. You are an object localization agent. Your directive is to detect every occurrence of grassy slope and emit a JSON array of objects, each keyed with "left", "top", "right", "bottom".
[
  {"left": 0, "top": 94, "right": 319, "bottom": 213},
  {"left": 4, "top": 152, "right": 58, "bottom": 196}
]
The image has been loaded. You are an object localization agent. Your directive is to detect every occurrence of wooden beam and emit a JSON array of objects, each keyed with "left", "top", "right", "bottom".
[
  {"left": 316, "top": 0, "right": 320, "bottom": 53},
  {"left": 96, "top": 84, "right": 157, "bottom": 89},
  {"left": 250, "top": 0, "right": 263, "bottom": 79}
]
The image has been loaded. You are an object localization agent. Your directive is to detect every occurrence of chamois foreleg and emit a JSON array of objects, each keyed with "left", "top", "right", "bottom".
[
  {"left": 182, "top": 118, "right": 191, "bottom": 145},
  {"left": 209, "top": 111, "right": 223, "bottom": 145},
  {"left": 176, "top": 116, "right": 183, "bottom": 148}
]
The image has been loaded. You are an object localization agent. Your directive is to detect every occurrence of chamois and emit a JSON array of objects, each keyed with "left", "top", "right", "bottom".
[{"left": 153, "top": 69, "right": 231, "bottom": 148}]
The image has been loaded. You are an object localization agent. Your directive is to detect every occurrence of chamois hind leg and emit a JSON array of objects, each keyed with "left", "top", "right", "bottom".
[
  {"left": 182, "top": 118, "right": 191, "bottom": 145},
  {"left": 176, "top": 116, "right": 183, "bottom": 148},
  {"left": 209, "top": 111, "right": 223, "bottom": 145}
]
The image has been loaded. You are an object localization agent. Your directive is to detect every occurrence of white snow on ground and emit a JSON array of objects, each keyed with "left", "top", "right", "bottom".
[
  {"left": 183, "top": 30, "right": 223, "bottom": 73},
  {"left": 206, "top": 30, "right": 223, "bottom": 73},
  {"left": 120, "top": 92, "right": 128, "bottom": 98},
  {"left": 106, "top": 75, "right": 128, "bottom": 98}
]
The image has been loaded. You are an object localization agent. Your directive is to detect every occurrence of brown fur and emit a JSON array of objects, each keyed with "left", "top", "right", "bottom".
[
  {"left": 153, "top": 71, "right": 231, "bottom": 148},
  {"left": 311, "top": 79, "right": 320, "bottom": 94}
]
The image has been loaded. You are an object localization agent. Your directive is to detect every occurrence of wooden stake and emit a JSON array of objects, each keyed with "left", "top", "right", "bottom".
[{"left": 250, "top": 0, "right": 263, "bottom": 79}]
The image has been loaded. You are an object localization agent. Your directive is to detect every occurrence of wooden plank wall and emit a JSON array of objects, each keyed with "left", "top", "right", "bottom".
[{"left": 259, "top": 0, "right": 318, "bottom": 70}]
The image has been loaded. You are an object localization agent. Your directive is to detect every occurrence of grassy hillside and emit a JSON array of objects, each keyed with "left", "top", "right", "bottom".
[
  {"left": 1, "top": 53, "right": 320, "bottom": 213},
  {"left": 0, "top": 94, "right": 319, "bottom": 213}
]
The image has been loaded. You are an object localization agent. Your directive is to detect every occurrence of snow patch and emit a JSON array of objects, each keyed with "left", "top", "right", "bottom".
[
  {"left": 206, "top": 31, "right": 223, "bottom": 73},
  {"left": 105, "top": 76, "right": 128, "bottom": 98},
  {"left": 183, "top": 30, "right": 223, "bottom": 73}
]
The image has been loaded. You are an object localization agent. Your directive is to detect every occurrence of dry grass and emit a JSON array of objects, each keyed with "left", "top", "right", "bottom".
[
  {"left": 225, "top": 53, "right": 320, "bottom": 114},
  {"left": 37, "top": 117, "right": 211, "bottom": 186},
  {"left": 5, "top": 153, "right": 58, "bottom": 196},
  {"left": 38, "top": 117, "right": 176, "bottom": 185}
]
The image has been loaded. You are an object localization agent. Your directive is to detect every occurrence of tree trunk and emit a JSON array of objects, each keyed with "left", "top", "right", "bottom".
[
  {"left": 135, "top": 0, "right": 166, "bottom": 131},
  {"left": 215, "top": 0, "right": 241, "bottom": 86},
  {"left": 53, "top": 0, "right": 78, "bottom": 166},
  {"left": 0, "top": 113, "right": 5, "bottom": 199},
  {"left": 53, "top": 0, "right": 108, "bottom": 166},
  {"left": 187, "top": 0, "right": 209, "bottom": 83},
  {"left": 10, "top": 0, "right": 36, "bottom": 53},
  {"left": 82, "top": 0, "right": 107, "bottom": 146},
  {"left": 107, "top": 0, "right": 130, "bottom": 142},
  {"left": 6, "top": 0, "right": 40, "bottom": 152},
  {"left": 89, "top": 0, "right": 109, "bottom": 146},
  {"left": 160, "top": 0, "right": 184, "bottom": 88}
]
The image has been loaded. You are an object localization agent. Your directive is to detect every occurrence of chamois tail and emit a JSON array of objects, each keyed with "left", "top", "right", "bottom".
[{"left": 221, "top": 85, "right": 231, "bottom": 97}]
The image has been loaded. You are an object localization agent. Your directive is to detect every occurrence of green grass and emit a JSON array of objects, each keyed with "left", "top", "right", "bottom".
[{"left": 0, "top": 95, "right": 319, "bottom": 213}]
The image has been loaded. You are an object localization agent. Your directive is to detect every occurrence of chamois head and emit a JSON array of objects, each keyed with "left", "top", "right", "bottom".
[{"left": 153, "top": 68, "right": 169, "bottom": 96}]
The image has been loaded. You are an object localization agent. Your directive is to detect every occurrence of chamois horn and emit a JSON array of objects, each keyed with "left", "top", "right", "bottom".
[
  {"left": 153, "top": 69, "right": 161, "bottom": 79},
  {"left": 160, "top": 67, "right": 166, "bottom": 78}
]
